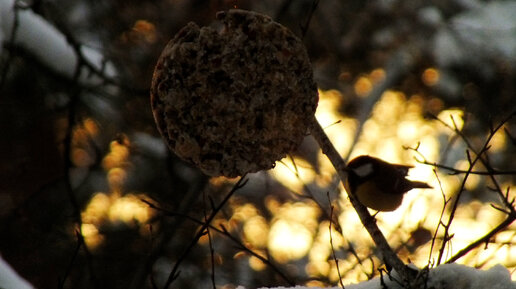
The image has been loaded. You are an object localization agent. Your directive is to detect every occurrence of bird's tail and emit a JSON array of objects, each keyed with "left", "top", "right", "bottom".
[{"left": 410, "top": 181, "right": 432, "bottom": 189}]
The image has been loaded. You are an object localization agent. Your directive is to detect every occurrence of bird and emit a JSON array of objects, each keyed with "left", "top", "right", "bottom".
[{"left": 345, "top": 155, "right": 432, "bottom": 212}]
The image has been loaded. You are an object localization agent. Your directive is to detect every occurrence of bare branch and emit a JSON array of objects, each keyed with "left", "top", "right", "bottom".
[
  {"left": 328, "top": 193, "right": 345, "bottom": 289},
  {"left": 310, "top": 116, "right": 419, "bottom": 286},
  {"left": 446, "top": 212, "right": 516, "bottom": 263},
  {"left": 162, "top": 175, "right": 248, "bottom": 289},
  {"left": 142, "top": 199, "right": 296, "bottom": 286},
  {"left": 203, "top": 190, "right": 217, "bottom": 289}
]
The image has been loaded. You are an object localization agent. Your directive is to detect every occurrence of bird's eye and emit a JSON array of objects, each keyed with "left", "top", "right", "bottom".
[{"left": 352, "top": 163, "right": 373, "bottom": 177}]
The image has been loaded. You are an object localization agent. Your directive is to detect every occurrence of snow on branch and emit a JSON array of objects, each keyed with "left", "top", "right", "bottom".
[{"left": 0, "top": 0, "right": 116, "bottom": 86}]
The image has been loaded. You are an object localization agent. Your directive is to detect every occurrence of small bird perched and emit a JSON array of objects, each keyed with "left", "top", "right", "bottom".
[{"left": 345, "top": 155, "right": 432, "bottom": 212}]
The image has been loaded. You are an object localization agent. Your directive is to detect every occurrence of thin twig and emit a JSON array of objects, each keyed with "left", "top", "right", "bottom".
[
  {"left": 279, "top": 157, "right": 340, "bottom": 232},
  {"left": 60, "top": 29, "right": 100, "bottom": 287},
  {"left": 142, "top": 199, "right": 296, "bottom": 286},
  {"left": 148, "top": 225, "right": 159, "bottom": 289},
  {"left": 0, "top": 1, "right": 25, "bottom": 90},
  {"left": 344, "top": 46, "right": 419, "bottom": 163},
  {"left": 300, "top": 0, "right": 320, "bottom": 38},
  {"left": 58, "top": 230, "right": 84, "bottom": 289},
  {"left": 428, "top": 170, "right": 450, "bottom": 265},
  {"left": 309, "top": 116, "right": 417, "bottom": 286},
  {"left": 328, "top": 193, "right": 345, "bottom": 289},
  {"left": 162, "top": 176, "right": 248, "bottom": 289},
  {"left": 130, "top": 175, "right": 209, "bottom": 289},
  {"left": 436, "top": 148, "right": 485, "bottom": 264},
  {"left": 432, "top": 112, "right": 516, "bottom": 211},
  {"left": 410, "top": 112, "right": 516, "bottom": 265},
  {"left": 414, "top": 160, "right": 516, "bottom": 176},
  {"left": 446, "top": 212, "right": 516, "bottom": 263},
  {"left": 203, "top": 192, "right": 217, "bottom": 289},
  {"left": 433, "top": 112, "right": 516, "bottom": 264},
  {"left": 219, "top": 225, "right": 295, "bottom": 286}
]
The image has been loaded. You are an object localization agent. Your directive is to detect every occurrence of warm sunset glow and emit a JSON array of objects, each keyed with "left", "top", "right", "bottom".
[{"left": 266, "top": 89, "right": 508, "bottom": 279}]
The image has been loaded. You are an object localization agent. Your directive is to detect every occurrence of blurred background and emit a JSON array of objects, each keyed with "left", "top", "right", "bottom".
[{"left": 1, "top": 0, "right": 516, "bottom": 288}]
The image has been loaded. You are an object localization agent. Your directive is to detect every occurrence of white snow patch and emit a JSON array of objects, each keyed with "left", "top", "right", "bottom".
[{"left": 237, "top": 264, "right": 515, "bottom": 289}]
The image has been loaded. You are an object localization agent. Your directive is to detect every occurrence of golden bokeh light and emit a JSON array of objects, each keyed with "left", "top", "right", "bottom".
[
  {"left": 70, "top": 118, "right": 100, "bottom": 169},
  {"left": 108, "top": 193, "right": 153, "bottom": 225},
  {"left": 372, "top": 90, "right": 406, "bottom": 124},
  {"left": 83, "top": 118, "right": 99, "bottom": 137},
  {"left": 80, "top": 134, "right": 155, "bottom": 249},
  {"left": 337, "top": 205, "right": 373, "bottom": 253},
  {"left": 306, "top": 260, "right": 330, "bottom": 277},
  {"left": 102, "top": 140, "right": 130, "bottom": 170},
  {"left": 455, "top": 160, "right": 483, "bottom": 190},
  {"left": 107, "top": 167, "right": 127, "bottom": 190},
  {"left": 329, "top": 258, "right": 373, "bottom": 285},
  {"left": 308, "top": 220, "right": 345, "bottom": 278},
  {"left": 305, "top": 280, "right": 328, "bottom": 288},
  {"left": 315, "top": 89, "right": 344, "bottom": 125},
  {"left": 81, "top": 223, "right": 103, "bottom": 249},
  {"left": 80, "top": 192, "right": 154, "bottom": 249},
  {"left": 243, "top": 215, "right": 269, "bottom": 248},
  {"left": 265, "top": 196, "right": 281, "bottom": 215},
  {"left": 298, "top": 88, "right": 515, "bottom": 277},
  {"left": 72, "top": 127, "right": 90, "bottom": 146},
  {"left": 267, "top": 202, "right": 320, "bottom": 263},
  {"left": 132, "top": 20, "right": 156, "bottom": 41},
  {"left": 72, "top": 148, "right": 94, "bottom": 167},
  {"left": 370, "top": 68, "right": 386, "bottom": 84},
  {"left": 274, "top": 202, "right": 320, "bottom": 232},
  {"left": 354, "top": 76, "right": 373, "bottom": 97},
  {"left": 81, "top": 192, "right": 111, "bottom": 224},
  {"left": 231, "top": 203, "right": 259, "bottom": 222},
  {"left": 270, "top": 156, "right": 315, "bottom": 193},
  {"left": 268, "top": 219, "right": 313, "bottom": 263},
  {"left": 87, "top": 193, "right": 152, "bottom": 226},
  {"left": 314, "top": 89, "right": 357, "bottom": 183},
  {"left": 248, "top": 255, "right": 267, "bottom": 271},
  {"left": 422, "top": 68, "right": 440, "bottom": 86},
  {"left": 490, "top": 126, "right": 507, "bottom": 152},
  {"left": 121, "top": 19, "right": 157, "bottom": 44},
  {"left": 437, "top": 109, "right": 464, "bottom": 131},
  {"left": 77, "top": 83, "right": 516, "bottom": 284}
]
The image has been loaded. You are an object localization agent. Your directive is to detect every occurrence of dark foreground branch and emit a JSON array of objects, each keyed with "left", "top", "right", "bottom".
[{"left": 309, "top": 116, "right": 418, "bottom": 286}]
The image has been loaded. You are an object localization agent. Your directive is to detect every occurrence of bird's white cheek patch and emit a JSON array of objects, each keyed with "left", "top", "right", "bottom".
[{"left": 353, "top": 163, "right": 373, "bottom": 177}]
